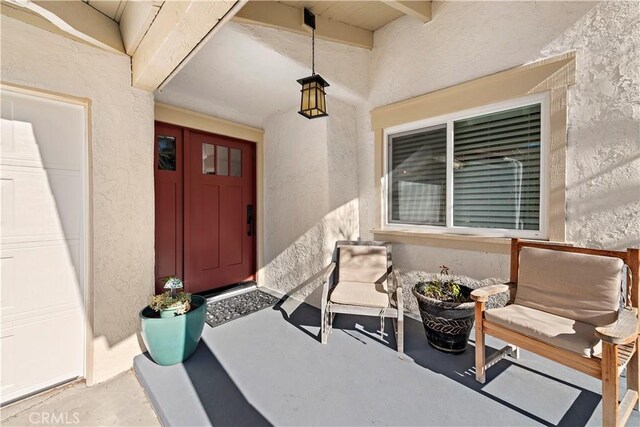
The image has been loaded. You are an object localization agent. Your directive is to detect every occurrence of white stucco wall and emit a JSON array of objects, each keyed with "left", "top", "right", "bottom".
[
  {"left": 1, "top": 17, "right": 155, "bottom": 383},
  {"left": 251, "top": 0, "right": 638, "bottom": 307},
  {"left": 358, "top": 0, "right": 640, "bottom": 281},
  {"left": 263, "top": 99, "right": 360, "bottom": 305}
]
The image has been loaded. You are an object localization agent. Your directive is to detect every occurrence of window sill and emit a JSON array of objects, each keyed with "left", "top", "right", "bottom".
[{"left": 371, "top": 228, "right": 514, "bottom": 254}]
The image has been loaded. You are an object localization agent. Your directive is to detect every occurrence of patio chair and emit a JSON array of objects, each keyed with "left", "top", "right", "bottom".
[
  {"left": 472, "top": 238, "right": 639, "bottom": 427},
  {"left": 320, "top": 241, "right": 403, "bottom": 353}
]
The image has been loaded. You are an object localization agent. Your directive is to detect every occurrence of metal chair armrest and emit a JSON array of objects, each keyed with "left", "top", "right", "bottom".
[
  {"left": 392, "top": 268, "right": 403, "bottom": 316},
  {"left": 321, "top": 262, "right": 336, "bottom": 303}
]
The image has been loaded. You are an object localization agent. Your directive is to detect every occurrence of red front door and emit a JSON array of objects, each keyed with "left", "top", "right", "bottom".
[
  {"left": 184, "top": 130, "right": 256, "bottom": 293},
  {"left": 154, "top": 122, "right": 256, "bottom": 294}
]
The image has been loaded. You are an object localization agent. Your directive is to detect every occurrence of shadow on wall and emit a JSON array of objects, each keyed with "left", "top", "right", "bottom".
[
  {"left": 0, "top": 96, "right": 91, "bottom": 400},
  {"left": 262, "top": 98, "right": 361, "bottom": 307},
  {"left": 1, "top": 86, "right": 152, "bottom": 392},
  {"left": 263, "top": 199, "right": 359, "bottom": 308},
  {"left": 369, "top": 1, "right": 599, "bottom": 107},
  {"left": 565, "top": 119, "right": 640, "bottom": 250}
]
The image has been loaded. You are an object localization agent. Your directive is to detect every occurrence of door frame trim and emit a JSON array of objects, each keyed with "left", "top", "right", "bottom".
[
  {"left": 154, "top": 104, "right": 265, "bottom": 287},
  {"left": 0, "top": 81, "right": 94, "bottom": 386}
]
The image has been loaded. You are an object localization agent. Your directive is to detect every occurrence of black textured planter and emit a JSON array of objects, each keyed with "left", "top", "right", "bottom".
[{"left": 412, "top": 282, "right": 475, "bottom": 354}]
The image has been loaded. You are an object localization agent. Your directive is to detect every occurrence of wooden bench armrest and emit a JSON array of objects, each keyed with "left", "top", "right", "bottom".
[
  {"left": 595, "top": 308, "right": 639, "bottom": 345},
  {"left": 471, "top": 284, "right": 510, "bottom": 303}
]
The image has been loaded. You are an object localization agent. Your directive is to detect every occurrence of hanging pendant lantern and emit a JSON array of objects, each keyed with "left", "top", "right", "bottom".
[{"left": 297, "top": 8, "right": 329, "bottom": 119}]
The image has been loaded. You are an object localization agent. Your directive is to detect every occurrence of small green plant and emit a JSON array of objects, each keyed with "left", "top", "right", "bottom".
[
  {"left": 149, "top": 277, "right": 191, "bottom": 315},
  {"left": 415, "top": 265, "right": 471, "bottom": 303}
]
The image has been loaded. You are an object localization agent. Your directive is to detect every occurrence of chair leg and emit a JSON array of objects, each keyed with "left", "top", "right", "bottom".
[
  {"left": 320, "top": 316, "right": 327, "bottom": 344},
  {"left": 510, "top": 346, "right": 520, "bottom": 359},
  {"left": 321, "top": 305, "right": 331, "bottom": 344},
  {"left": 628, "top": 336, "right": 639, "bottom": 410},
  {"left": 474, "top": 301, "right": 486, "bottom": 383},
  {"left": 601, "top": 342, "right": 619, "bottom": 427},
  {"left": 393, "top": 317, "right": 404, "bottom": 354}
]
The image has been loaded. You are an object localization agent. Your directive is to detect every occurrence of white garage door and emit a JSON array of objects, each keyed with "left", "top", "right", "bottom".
[{"left": 1, "top": 88, "right": 86, "bottom": 404}]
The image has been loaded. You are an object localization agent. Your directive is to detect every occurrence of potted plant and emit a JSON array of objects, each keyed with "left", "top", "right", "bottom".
[
  {"left": 412, "top": 266, "right": 475, "bottom": 354},
  {"left": 139, "top": 277, "right": 207, "bottom": 366},
  {"left": 151, "top": 277, "right": 192, "bottom": 318}
]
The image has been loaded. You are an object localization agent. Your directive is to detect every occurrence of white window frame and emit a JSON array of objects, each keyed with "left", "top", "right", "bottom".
[{"left": 382, "top": 92, "right": 550, "bottom": 239}]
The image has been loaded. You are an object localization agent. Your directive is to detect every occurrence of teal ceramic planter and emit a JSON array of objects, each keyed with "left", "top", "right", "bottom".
[{"left": 140, "top": 295, "right": 207, "bottom": 366}]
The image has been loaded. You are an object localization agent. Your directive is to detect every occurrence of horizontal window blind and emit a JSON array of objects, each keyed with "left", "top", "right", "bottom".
[
  {"left": 453, "top": 104, "right": 541, "bottom": 230},
  {"left": 389, "top": 125, "right": 446, "bottom": 225}
]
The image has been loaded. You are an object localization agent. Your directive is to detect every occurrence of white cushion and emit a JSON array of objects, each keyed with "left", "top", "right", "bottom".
[
  {"left": 338, "top": 245, "right": 388, "bottom": 284},
  {"left": 516, "top": 247, "right": 623, "bottom": 327},
  {"left": 330, "top": 281, "right": 389, "bottom": 309},
  {"left": 486, "top": 304, "right": 601, "bottom": 357}
]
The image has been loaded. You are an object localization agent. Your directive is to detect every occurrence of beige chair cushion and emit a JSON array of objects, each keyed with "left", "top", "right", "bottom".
[
  {"left": 516, "top": 247, "right": 623, "bottom": 327},
  {"left": 486, "top": 304, "right": 602, "bottom": 357},
  {"left": 338, "top": 245, "right": 388, "bottom": 284},
  {"left": 330, "top": 281, "right": 389, "bottom": 309}
]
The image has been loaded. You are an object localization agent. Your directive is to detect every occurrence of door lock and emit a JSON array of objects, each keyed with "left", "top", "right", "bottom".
[{"left": 247, "top": 204, "right": 254, "bottom": 237}]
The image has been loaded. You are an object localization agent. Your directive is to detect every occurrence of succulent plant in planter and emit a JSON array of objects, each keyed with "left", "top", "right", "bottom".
[
  {"left": 139, "top": 277, "right": 207, "bottom": 366},
  {"left": 412, "top": 266, "right": 475, "bottom": 354},
  {"left": 150, "top": 277, "right": 191, "bottom": 318}
]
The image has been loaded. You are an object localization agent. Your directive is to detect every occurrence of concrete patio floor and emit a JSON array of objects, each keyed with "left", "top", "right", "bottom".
[
  {"left": 134, "top": 293, "right": 640, "bottom": 427},
  {"left": 0, "top": 370, "right": 159, "bottom": 427}
]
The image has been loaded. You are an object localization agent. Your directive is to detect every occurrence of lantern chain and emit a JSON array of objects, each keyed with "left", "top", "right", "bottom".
[{"left": 312, "top": 28, "right": 315, "bottom": 75}]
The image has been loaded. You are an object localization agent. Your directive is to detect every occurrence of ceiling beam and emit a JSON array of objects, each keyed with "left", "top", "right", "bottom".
[
  {"left": 232, "top": 1, "right": 373, "bottom": 50},
  {"left": 382, "top": 1, "right": 431, "bottom": 23},
  {"left": 118, "top": 0, "right": 163, "bottom": 56},
  {"left": 1, "top": 0, "right": 125, "bottom": 54},
  {"left": 131, "top": 0, "right": 241, "bottom": 91}
]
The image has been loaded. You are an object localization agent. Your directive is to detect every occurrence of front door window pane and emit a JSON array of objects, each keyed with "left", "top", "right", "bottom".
[
  {"left": 217, "top": 146, "right": 229, "bottom": 176},
  {"left": 230, "top": 148, "right": 242, "bottom": 177},
  {"left": 158, "top": 136, "right": 176, "bottom": 171},
  {"left": 202, "top": 143, "right": 215, "bottom": 175}
]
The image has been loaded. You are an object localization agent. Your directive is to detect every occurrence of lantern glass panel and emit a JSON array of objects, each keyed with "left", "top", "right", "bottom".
[
  {"left": 318, "top": 87, "right": 325, "bottom": 113},
  {"left": 309, "top": 83, "right": 317, "bottom": 110}
]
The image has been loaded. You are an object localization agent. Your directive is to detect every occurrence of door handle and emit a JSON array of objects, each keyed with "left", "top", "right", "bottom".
[{"left": 247, "top": 204, "right": 254, "bottom": 237}]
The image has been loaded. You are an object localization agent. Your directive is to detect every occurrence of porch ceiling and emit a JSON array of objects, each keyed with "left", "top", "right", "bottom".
[
  {"left": 155, "top": 21, "right": 369, "bottom": 128},
  {"left": 278, "top": 1, "right": 405, "bottom": 32},
  {"left": 155, "top": 23, "right": 302, "bottom": 128}
]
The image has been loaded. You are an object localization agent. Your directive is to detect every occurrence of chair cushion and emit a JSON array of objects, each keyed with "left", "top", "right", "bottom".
[
  {"left": 516, "top": 247, "right": 623, "bottom": 327},
  {"left": 338, "top": 245, "right": 388, "bottom": 284},
  {"left": 330, "top": 281, "right": 389, "bottom": 309},
  {"left": 485, "top": 304, "right": 601, "bottom": 357}
]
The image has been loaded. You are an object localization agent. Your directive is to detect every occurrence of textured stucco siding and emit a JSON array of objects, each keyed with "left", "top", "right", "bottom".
[
  {"left": 257, "top": 1, "right": 639, "bottom": 310},
  {"left": 1, "top": 17, "right": 155, "bottom": 383},
  {"left": 358, "top": 0, "right": 640, "bottom": 282},
  {"left": 263, "top": 99, "right": 360, "bottom": 306}
]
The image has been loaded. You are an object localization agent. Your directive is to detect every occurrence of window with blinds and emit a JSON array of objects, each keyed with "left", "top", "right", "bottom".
[
  {"left": 388, "top": 125, "right": 447, "bottom": 225},
  {"left": 453, "top": 104, "right": 541, "bottom": 230},
  {"left": 385, "top": 97, "right": 546, "bottom": 238}
]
